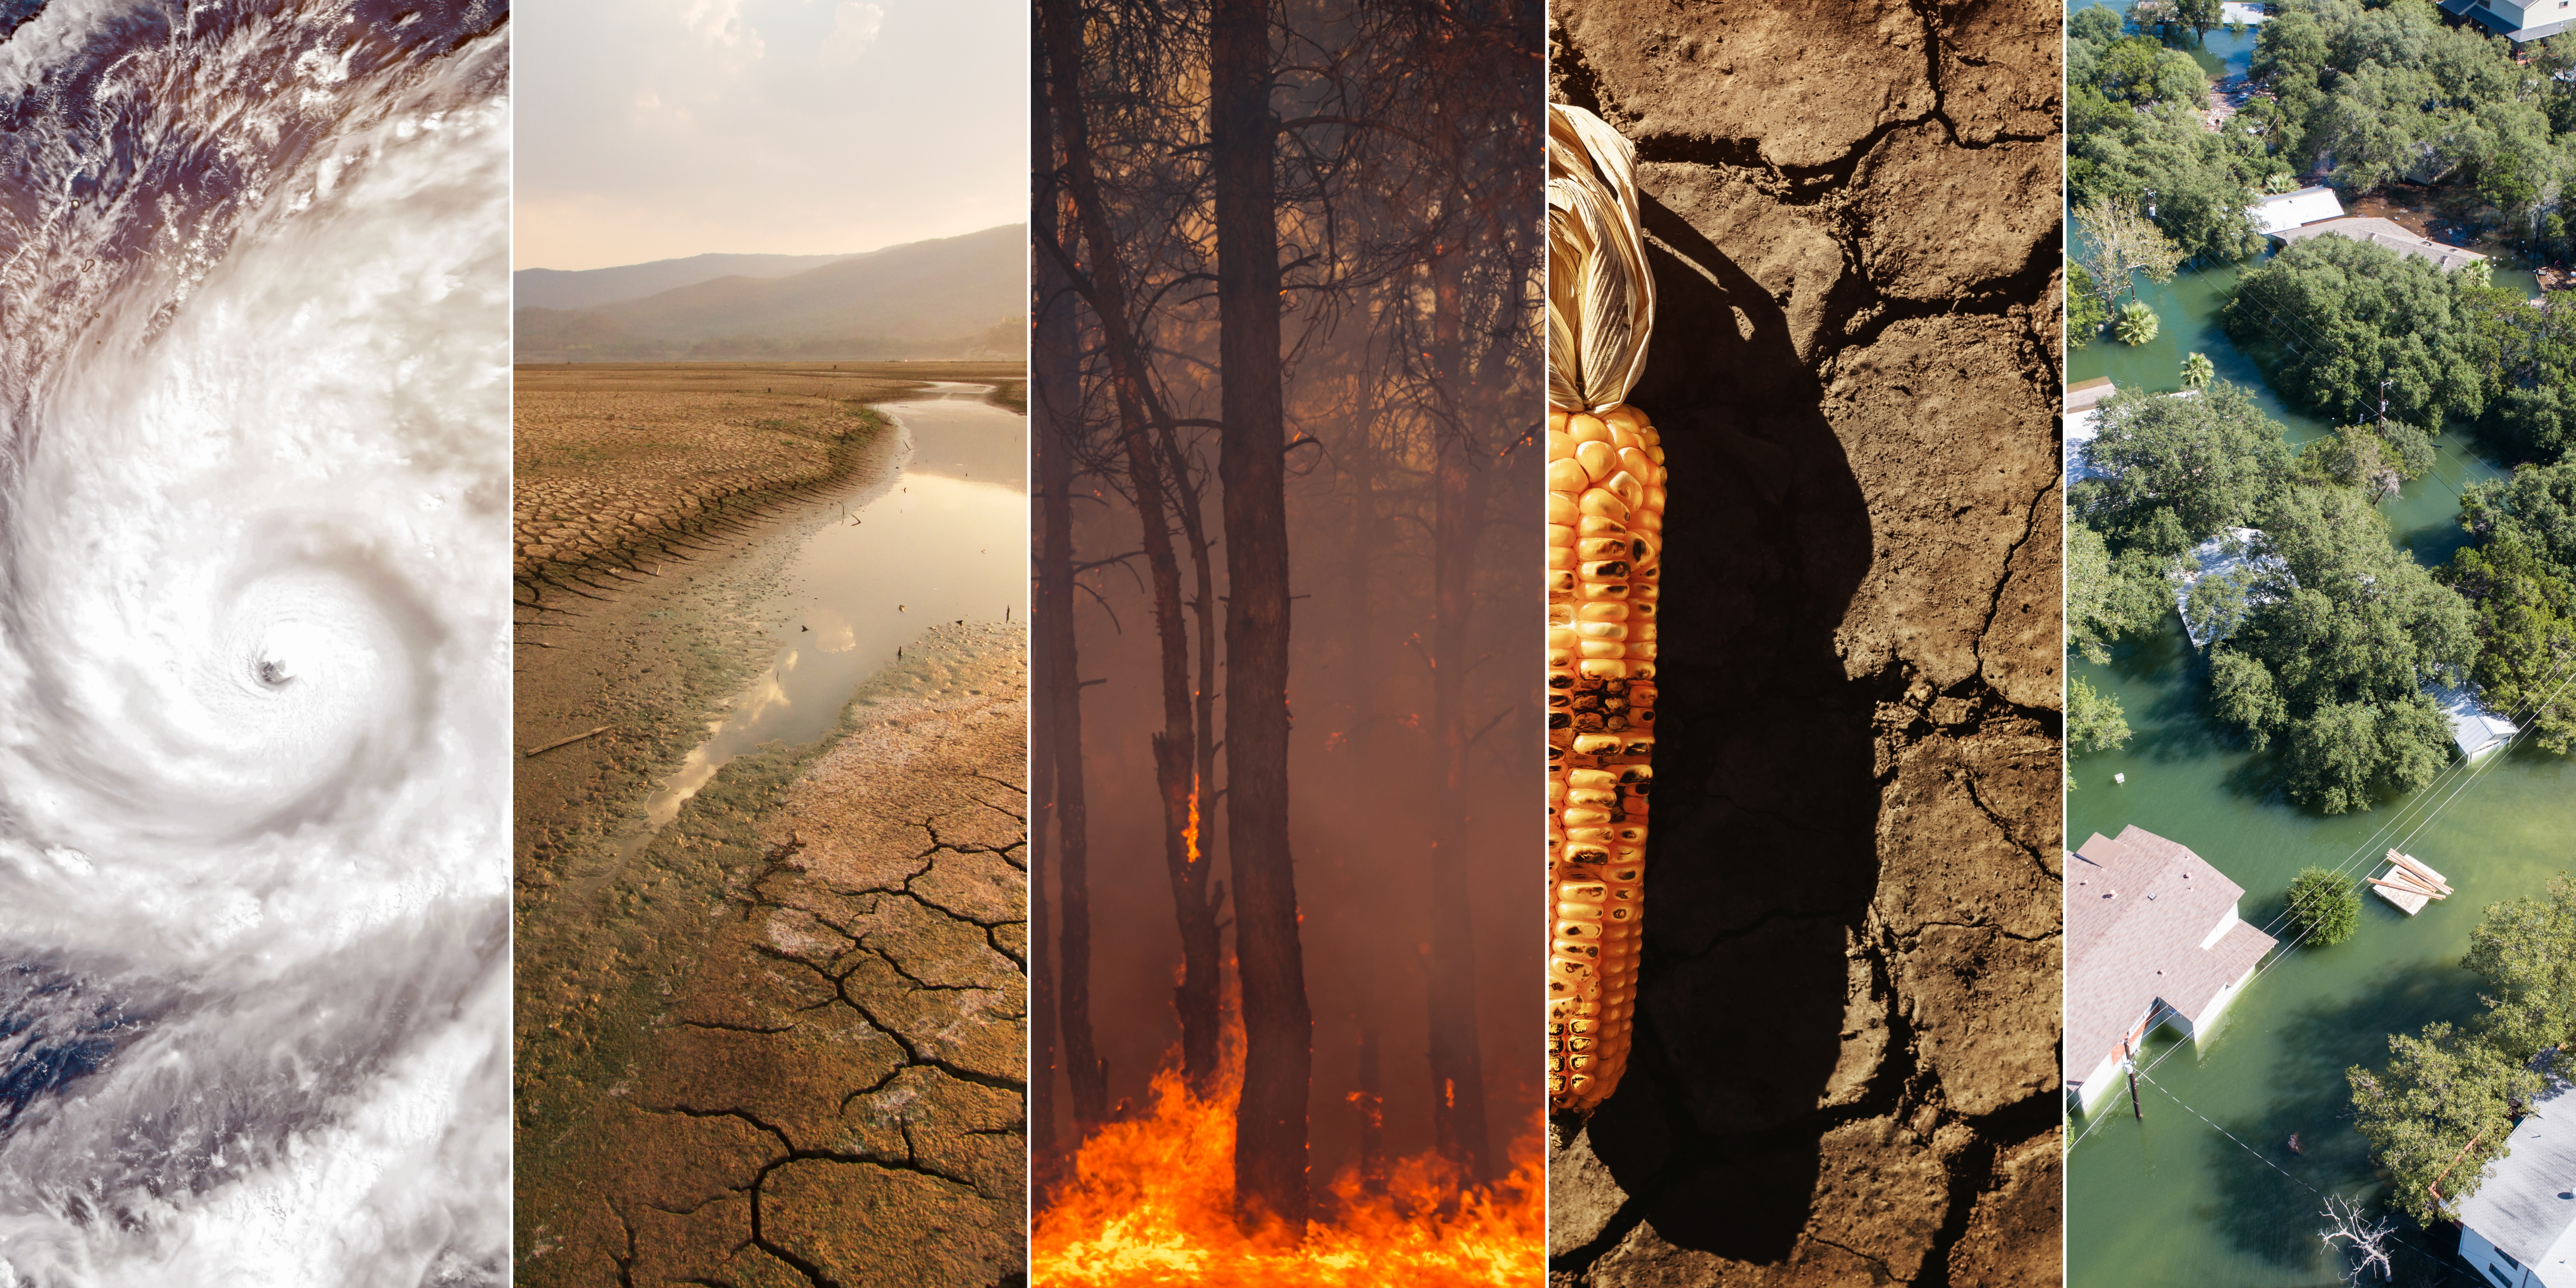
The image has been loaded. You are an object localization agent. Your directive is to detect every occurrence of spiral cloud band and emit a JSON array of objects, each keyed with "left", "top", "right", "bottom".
[{"left": 0, "top": 2, "right": 510, "bottom": 1284}]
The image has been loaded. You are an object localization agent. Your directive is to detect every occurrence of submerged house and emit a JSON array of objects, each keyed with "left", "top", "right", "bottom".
[
  {"left": 2272, "top": 217, "right": 2491, "bottom": 272},
  {"left": 2066, "top": 377, "right": 2115, "bottom": 489},
  {"left": 2248, "top": 185, "right": 2344, "bottom": 235},
  {"left": 2433, "top": 682, "right": 2520, "bottom": 760},
  {"left": 2067, "top": 826, "right": 2278, "bottom": 1114},
  {"left": 2440, "top": 0, "right": 2576, "bottom": 44},
  {"left": 2456, "top": 1072, "right": 2576, "bottom": 1288},
  {"left": 2170, "top": 527, "right": 2293, "bottom": 647}
]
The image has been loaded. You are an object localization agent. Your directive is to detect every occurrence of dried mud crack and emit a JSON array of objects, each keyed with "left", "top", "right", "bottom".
[
  {"left": 517, "top": 623, "right": 1029, "bottom": 1288},
  {"left": 1550, "top": 0, "right": 2062, "bottom": 1283}
]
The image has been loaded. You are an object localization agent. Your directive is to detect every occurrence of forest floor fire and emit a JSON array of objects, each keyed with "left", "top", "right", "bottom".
[{"left": 1032, "top": 1035, "right": 1544, "bottom": 1287}]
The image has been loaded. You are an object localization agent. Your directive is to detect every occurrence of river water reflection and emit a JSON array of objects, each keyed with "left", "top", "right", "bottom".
[{"left": 639, "top": 383, "right": 1026, "bottom": 828}]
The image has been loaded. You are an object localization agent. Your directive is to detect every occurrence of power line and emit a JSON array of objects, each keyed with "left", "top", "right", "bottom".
[{"left": 2072, "top": 653, "right": 2576, "bottom": 1154}]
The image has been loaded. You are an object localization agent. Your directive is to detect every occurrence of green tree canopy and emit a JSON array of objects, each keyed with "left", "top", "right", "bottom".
[
  {"left": 2462, "top": 460, "right": 2576, "bottom": 570},
  {"left": 2245, "top": 0, "right": 2544, "bottom": 197},
  {"left": 2349, "top": 1021, "right": 2546, "bottom": 1224},
  {"left": 2440, "top": 528, "right": 2576, "bottom": 753},
  {"left": 2074, "top": 196, "right": 2188, "bottom": 311},
  {"left": 2225, "top": 235, "right": 2492, "bottom": 429},
  {"left": 2462, "top": 874, "right": 2576, "bottom": 1060},
  {"left": 2070, "top": 258, "right": 2109, "bottom": 350},
  {"left": 2285, "top": 865, "right": 2362, "bottom": 946},
  {"left": 2070, "top": 675, "right": 2135, "bottom": 755},
  {"left": 2071, "top": 521, "right": 2179, "bottom": 662},
  {"left": 2213, "top": 484, "right": 2475, "bottom": 809},
  {"left": 2071, "top": 103, "right": 2276, "bottom": 263},
  {"left": 2071, "top": 382, "right": 2298, "bottom": 553}
]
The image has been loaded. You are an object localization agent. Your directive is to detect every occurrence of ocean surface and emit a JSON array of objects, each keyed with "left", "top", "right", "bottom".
[{"left": 0, "top": 2, "right": 510, "bottom": 1284}]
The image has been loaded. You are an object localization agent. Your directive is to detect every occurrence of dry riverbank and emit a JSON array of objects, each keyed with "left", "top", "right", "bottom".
[{"left": 511, "top": 368, "right": 1029, "bottom": 1286}]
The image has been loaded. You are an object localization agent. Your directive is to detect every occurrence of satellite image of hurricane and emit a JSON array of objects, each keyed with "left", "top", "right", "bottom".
[{"left": 0, "top": 1, "right": 509, "bottom": 1284}]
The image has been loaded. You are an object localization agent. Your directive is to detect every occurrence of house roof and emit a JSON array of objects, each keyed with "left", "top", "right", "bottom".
[
  {"left": 2273, "top": 217, "right": 2490, "bottom": 271},
  {"left": 2440, "top": 0, "right": 2576, "bottom": 42},
  {"left": 2248, "top": 186, "right": 2345, "bottom": 236},
  {"left": 2171, "top": 526, "right": 2294, "bottom": 648},
  {"left": 2431, "top": 682, "right": 2518, "bottom": 759},
  {"left": 2457, "top": 1074, "right": 2576, "bottom": 1286},
  {"left": 2067, "top": 826, "right": 2278, "bottom": 1081},
  {"left": 2066, "top": 387, "right": 2198, "bottom": 491}
]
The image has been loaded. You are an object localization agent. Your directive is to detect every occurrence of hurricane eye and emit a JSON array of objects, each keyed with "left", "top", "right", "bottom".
[{"left": 255, "top": 660, "right": 290, "bottom": 686}]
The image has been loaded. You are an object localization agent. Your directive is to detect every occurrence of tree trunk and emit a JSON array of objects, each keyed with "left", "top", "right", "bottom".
[
  {"left": 1118, "top": 408, "right": 1224, "bottom": 1097},
  {"left": 1211, "top": 0, "right": 1311, "bottom": 1239},
  {"left": 1029, "top": 38, "right": 1074, "bottom": 1175},
  {"left": 1151, "top": 421, "right": 1227, "bottom": 1095},
  {"left": 1034, "top": 24, "right": 1108, "bottom": 1134},
  {"left": 1425, "top": 236, "right": 1493, "bottom": 1183}
]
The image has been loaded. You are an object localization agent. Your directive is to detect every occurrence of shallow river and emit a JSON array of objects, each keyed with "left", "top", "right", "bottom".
[
  {"left": 637, "top": 384, "right": 1027, "bottom": 829},
  {"left": 2068, "top": 10, "right": 2576, "bottom": 1281}
]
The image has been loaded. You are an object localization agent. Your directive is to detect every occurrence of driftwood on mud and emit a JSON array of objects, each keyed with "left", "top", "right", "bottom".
[{"left": 524, "top": 725, "right": 612, "bottom": 758}]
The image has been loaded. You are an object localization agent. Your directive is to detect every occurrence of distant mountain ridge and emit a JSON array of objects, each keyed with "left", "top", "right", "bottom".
[
  {"left": 514, "top": 253, "right": 860, "bottom": 312},
  {"left": 512, "top": 224, "right": 1025, "bottom": 363}
]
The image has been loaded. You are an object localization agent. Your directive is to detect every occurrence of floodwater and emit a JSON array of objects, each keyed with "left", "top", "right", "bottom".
[
  {"left": 637, "top": 383, "right": 1026, "bottom": 829},
  {"left": 2068, "top": 11, "right": 2576, "bottom": 1280}
]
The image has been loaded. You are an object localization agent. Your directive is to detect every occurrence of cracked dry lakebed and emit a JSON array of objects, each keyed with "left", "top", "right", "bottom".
[
  {"left": 511, "top": 379, "right": 1030, "bottom": 1287},
  {"left": 1549, "top": 1, "right": 2064, "bottom": 1285}
]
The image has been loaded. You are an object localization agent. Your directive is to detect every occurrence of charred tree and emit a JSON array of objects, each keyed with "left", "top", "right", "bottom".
[
  {"left": 1035, "top": 31, "right": 1108, "bottom": 1135},
  {"left": 1211, "top": 0, "right": 1311, "bottom": 1239},
  {"left": 1425, "top": 231, "right": 1495, "bottom": 1183},
  {"left": 1036, "top": 0, "right": 1228, "bottom": 1103},
  {"left": 1149, "top": 421, "right": 1228, "bottom": 1096},
  {"left": 1030, "top": 38, "right": 1075, "bottom": 1175},
  {"left": 1118, "top": 411, "right": 1224, "bottom": 1095}
]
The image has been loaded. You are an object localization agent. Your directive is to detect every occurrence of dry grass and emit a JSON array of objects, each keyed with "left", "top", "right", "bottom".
[{"left": 511, "top": 361, "right": 1019, "bottom": 604}]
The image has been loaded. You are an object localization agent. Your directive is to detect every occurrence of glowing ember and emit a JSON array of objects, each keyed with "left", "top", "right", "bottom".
[{"left": 1033, "top": 1044, "right": 1544, "bottom": 1287}]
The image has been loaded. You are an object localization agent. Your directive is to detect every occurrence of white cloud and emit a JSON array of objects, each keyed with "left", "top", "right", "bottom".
[
  {"left": 681, "top": 0, "right": 761, "bottom": 51},
  {"left": 820, "top": 2, "right": 884, "bottom": 64}
]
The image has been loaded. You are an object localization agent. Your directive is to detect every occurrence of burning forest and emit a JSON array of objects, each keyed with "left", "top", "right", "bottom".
[{"left": 1030, "top": 0, "right": 1546, "bottom": 1280}]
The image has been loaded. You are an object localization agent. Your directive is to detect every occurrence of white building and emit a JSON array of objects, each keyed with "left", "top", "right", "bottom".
[
  {"left": 2067, "top": 377, "right": 2115, "bottom": 489},
  {"left": 2067, "top": 826, "right": 2278, "bottom": 1114},
  {"left": 2456, "top": 1073, "right": 2576, "bottom": 1288},
  {"left": 2170, "top": 527, "right": 2294, "bottom": 647},
  {"left": 2248, "top": 186, "right": 2344, "bottom": 235},
  {"left": 2441, "top": 0, "right": 2576, "bottom": 43},
  {"left": 2431, "top": 682, "right": 2519, "bottom": 760}
]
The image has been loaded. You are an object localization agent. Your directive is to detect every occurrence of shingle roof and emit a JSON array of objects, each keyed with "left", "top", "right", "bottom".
[
  {"left": 2272, "top": 217, "right": 2490, "bottom": 272},
  {"left": 2459, "top": 1074, "right": 2576, "bottom": 1286},
  {"left": 2067, "top": 826, "right": 2277, "bottom": 1081}
]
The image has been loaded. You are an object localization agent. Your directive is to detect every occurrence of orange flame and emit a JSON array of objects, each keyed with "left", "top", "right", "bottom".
[
  {"left": 1033, "top": 1038, "right": 1544, "bottom": 1286},
  {"left": 1183, "top": 779, "right": 1201, "bottom": 866}
]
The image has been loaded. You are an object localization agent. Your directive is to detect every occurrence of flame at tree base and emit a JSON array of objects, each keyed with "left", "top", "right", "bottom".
[{"left": 1033, "top": 1054, "right": 1544, "bottom": 1286}]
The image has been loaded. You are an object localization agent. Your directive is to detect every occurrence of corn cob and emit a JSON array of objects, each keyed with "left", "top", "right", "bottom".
[{"left": 1545, "top": 104, "right": 1658, "bottom": 1117}]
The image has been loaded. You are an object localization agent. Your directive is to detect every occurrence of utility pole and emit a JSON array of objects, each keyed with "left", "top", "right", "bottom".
[{"left": 2124, "top": 1040, "right": 2145, "bottom": 1121}]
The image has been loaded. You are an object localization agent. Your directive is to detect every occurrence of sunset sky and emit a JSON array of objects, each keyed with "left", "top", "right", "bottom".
[{"left": 514, "top": 0, "right": 1024, "bottom": 270}]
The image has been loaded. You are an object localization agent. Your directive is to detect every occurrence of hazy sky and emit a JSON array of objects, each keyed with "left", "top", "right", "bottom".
[{"left": 514, "top": 0, "right": 1025, "bottom": 270}]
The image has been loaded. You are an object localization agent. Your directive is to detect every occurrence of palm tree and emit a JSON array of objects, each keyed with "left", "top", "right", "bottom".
[
  {"left": 2116, "top": 299, "right": 2162, "bottom": 346},
  {"left": 2181, "top": 351, "right": 2214, "bottom": 389}
]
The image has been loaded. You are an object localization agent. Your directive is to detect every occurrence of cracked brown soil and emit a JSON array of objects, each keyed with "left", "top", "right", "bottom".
[
  {"left": 510, "top": 365, "right": 1029, "bottom": 1286},
  {"left": 1550, "top": 1, "right": 2063, "bottom": 1284},
  {"left": 517, "top": 622, "right": 1030, "bottom": 1288}
]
